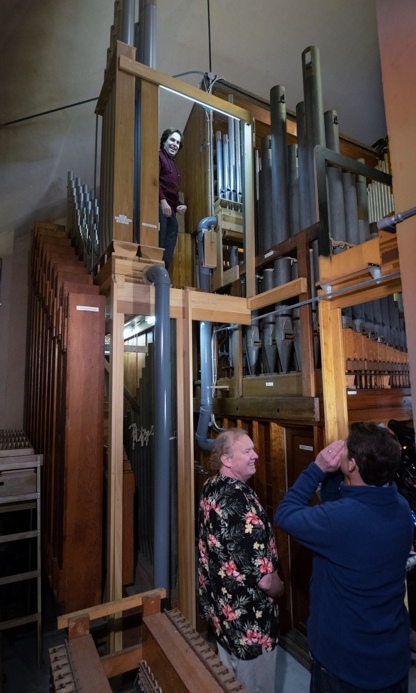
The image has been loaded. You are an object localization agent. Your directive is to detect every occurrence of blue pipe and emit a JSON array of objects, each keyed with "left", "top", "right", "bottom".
[{"left": 144, "top": 265, "right": 171, "bottom": 596}]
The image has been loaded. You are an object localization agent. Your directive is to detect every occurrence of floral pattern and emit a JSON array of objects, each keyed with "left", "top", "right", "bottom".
[{"left": 198, "top": 473, "right": 280, "bottom": 660}]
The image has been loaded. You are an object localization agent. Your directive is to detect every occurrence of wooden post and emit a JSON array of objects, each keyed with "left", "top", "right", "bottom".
[{"left": 176, "top": 290, "right": 196, "bottom": 625}]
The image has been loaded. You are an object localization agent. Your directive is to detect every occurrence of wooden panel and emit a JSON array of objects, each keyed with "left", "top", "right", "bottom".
[
  {"left": 247, "top": 277, "right": 307, "bottom": 311},
  {"left": 180, "top": 104, "right": 210, "bottom": 249},
  {"left": 347, "top": 389, "right": 412, "bottom": 424},
  {"left": 318, "top": 299, "right": 349, "bottom": 441},
  {"left": 176, "top": 291, "right": 196, "bottom": 625},
  {"left": 112, "top": 42, "right": 136, "bottom": 243},
  {"left": 213, "top": 395, "right": 319, "bottom": 422},
  {"left": 142, "top": 612, "right": 231, "bottom": 693},
  {"left": 66, "top": 635, "right": 112, "bottom": 692},
  {"left": 138, "top": 79, "right": 159, "bottom": 250},
  {"left": 57, "top": 291, "right": 106, "bottom": 611},
  {"left": 285, "top": 427, "right": 320, "bottom": 637},
  {"left": 118, "top": 56, "right": 251, "bottom": 123}
]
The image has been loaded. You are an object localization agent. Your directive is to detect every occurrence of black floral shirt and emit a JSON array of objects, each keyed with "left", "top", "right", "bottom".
[{"left": 198, "top": 473, "right": 280, "bottom": 660}]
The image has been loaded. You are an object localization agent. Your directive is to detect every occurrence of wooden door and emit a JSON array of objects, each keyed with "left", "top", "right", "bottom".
[{"left": 284, "top": 426, "right": 321, "bottom": 636}]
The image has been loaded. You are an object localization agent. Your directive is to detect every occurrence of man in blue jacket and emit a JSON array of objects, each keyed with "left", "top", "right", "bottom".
[{"left": 275, "top": 422, "right": 413, "bottom": 692}]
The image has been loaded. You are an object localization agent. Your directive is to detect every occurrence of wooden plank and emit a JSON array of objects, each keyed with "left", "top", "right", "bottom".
[
  {"left": 142, "top": 612, "right": 231, "bottom": 693},
  {"left": 242, "top": 374, "right": 303, "bottom": 397},
  {"left": 176, "top": 291, "right": 196, "bottom": 625},
  {"left": 66, "top": 635, "right": 112, "bottom": 692},
  {"left": 213, "top": 396, "right": 319, "bottom": 422},
  {"left": 107, "top": 283, "right": 125, "bottom": 608},
  {"left": 57, "top": 292, "right": 106, "bottom": 612},
  {"left": 138, "top": 79, "right": 159, "bottom": 251},
  {"left": 57, "top": 589, "right": 166, "bottom": 630},
  {"left": 248, "top": 277, "right": 307, "bottom": 311},
  {"left": 118, "top": 55, "right": 252, "bottom": 123},
  {"left": 101, "top": 643, "right": 143, "bottom": 679},
  {"left": 112, "top": 43, "right": 136, "bottom": 243},
  {"left": 318, "top": 300, "right": 349, "bottom": 441}
]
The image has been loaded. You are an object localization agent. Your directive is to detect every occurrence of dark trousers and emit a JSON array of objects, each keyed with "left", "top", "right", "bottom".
[
  {"left": 159, "top": 208, "right": 178, "bottom": 269},
  {"left": 310, "top": 655, "right": 408, "bottom": 693}
]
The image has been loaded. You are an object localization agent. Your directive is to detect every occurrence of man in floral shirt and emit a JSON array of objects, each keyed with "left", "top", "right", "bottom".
[{"left": 198, "top": 428, "right": 284, "bottom": 693}]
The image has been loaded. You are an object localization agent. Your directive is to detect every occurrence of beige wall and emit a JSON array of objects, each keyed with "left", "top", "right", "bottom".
[{"left": 377, "top": 0, "right": 416, "bottom": 421}]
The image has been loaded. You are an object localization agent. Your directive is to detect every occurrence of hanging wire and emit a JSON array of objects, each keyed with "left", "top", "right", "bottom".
[{"left": 207, "top": 0, "right": 212, "bottom": 72}]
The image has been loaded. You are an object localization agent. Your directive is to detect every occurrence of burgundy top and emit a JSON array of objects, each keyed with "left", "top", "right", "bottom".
[{"left": 159, "top": 148, "right": 182, "bottom": 212}]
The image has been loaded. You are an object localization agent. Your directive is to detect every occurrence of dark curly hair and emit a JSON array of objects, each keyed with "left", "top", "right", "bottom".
[
  {"left": 160, "top": 128, "right": 183, "bottom": 150},
  {"left": 346, "top": 422, "right": 401, "bottom": 486}
]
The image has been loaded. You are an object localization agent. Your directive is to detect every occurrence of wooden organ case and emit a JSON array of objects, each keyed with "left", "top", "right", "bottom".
[{"left": 49, "top": 590, "right": 248, "bottom": 693}]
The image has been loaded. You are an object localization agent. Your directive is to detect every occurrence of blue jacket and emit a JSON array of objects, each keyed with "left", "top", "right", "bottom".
[{"left": 275, "top": 462, "right": 413, "bottom": 688}]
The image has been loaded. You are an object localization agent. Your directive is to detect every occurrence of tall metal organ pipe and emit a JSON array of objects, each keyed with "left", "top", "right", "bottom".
[
  {"left": 195, "top": 216, "right": 218, "bottom": 451},
  {"left": 302, "top": 46, "right": 326, "bottom": 228},
  {"left": 143, "top": 264, "right": 171, "bottom": 596},
  {"left": 324, "top": 110, "right": 346, "bottom": 250}
]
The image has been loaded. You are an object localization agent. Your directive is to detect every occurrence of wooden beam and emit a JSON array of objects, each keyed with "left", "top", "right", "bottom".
[
  {"left": 213, "top": 396, "right": 319, "bottom": 422},
  {"left": 176, "top": 290, "right": 196, "bottom": 625},
  {"left": 118, "top": 55, "right": 252, "bottom": 123},
  {"left": 318, "top": 299, "right": 349, "bottom": 441},
  {"left": 138, "top": 80, "right": 159, "bottom": 251},
  {"left": 57, "top": 589, "right": 166, "bottom": 630},
  {"left": 248, "top": 277, "right": 307, "bottom": 312},
  {"left": 112, "top": 43, "right": 136, "bottom": 243}
]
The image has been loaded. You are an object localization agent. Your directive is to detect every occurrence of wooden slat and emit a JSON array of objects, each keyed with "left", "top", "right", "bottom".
[
  {"left": 213, "top": 395, "right": 319, "bottom": 422},
  {"left": 118, "top": 55, "right": 251, "bottom": 123},
  {"left": 66, "top": 635, "right": 112, "bottom": 692},
  {"left": 248, "top": 277, "right": 307, "bottom": 311},
  {"left": 57, "top": 589, "right": 166, "bottom": 630},
  {"left": 176, "top": 290, "right": 196, "bottom": 625}
]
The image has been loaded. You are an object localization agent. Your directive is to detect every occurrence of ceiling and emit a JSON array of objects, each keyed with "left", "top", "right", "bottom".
[{"left": 0, "top": 0, "right": 386, "bottom": 241}]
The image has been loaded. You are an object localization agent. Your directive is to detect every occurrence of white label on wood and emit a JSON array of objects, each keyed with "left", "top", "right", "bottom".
[
  {"left": 76, "top": 306, "right": 100, "bottom": 312},
  {"left": 115, "top": 214, "right": 132, "bottom": 224},
  {"left": 265, "top": 382, "right": 274, "bottom": 387},
  {"left": 299, "top": 444, "right": 313, "bottom": 451}
]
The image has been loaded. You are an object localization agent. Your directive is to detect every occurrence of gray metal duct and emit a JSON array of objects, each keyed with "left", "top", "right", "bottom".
[
  {"left": 324, "top": 110, "right": 346, "bottom": 251},
  {"left": 195, "top": 216, "right": 218, "bottom": 451},
  {"left": 302, "top": 46, "right": 326, "bottom": 227},
  {"left": 288, "top": 143, "right": 300, "bottom": 235},
  {"left": 270, "top": 85, "right": 289, "bottom": 245},
  {"left": 296, "top": 101, "right": 311, "bottom": 231},
  {"left": 143, "top": 264, "right": 171, "bottom": 595},
  {"left": 137, "top": 0, "right": 157, "bottom": 67},
  {"left": 120, "top": 0, "right": 136, "bottom": 45},
  {"left": 261, "top": 268, "right": 276, "bottom": 373},
  {"left": 258, "top": 135, "right": 273, "bottom": 253}
]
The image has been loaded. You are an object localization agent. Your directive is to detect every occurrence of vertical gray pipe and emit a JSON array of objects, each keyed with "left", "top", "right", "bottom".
[
  {"left": 215, "top": 131, "right": 224, "bottom": 199},
  {"left": 228, "top": 117, "right": 236, "bottom": 202},
  {"left": 302, "top": 46, "right": 326, "bottom": 226},
  {"left": 343, "top": 171, "right": 359, "bottom": 246},
  {"left": 324, "top": 110, "right": 346, "bottom": 250},
  {"left": 270, "top": 85, "right": 289, "bottom": 245},
  {"left": 138, "top": 0, "right": 157, "bottom": 67},
  {"left": 258, "top": 136, "right": 273, "bottom": 253},
  {"left": 120, "top": 0, "right": 136, "bottom": 45},
  {"left": 356, "top": 157, "right": 370, "bottom": 243},
  {"left": 296, "top": 102, "right": 311, "bottom": 231},
  {"left": 144, "top": 265, "right": 171, "bottom": 595},
  {"left": 223, "top": 134, "right": 230, "bottom": 200},
  {"left": 288, "top": 143, "right": 300, "bottom": 235},
  {"left": 234, "top": 120, "right": 242, "bottom": 203},
  {"left": 195, "top": 216, "right": 218, "bottom": 451},
  {"left": 261, "top": 268, "right": 277, "bottom": 373}
]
